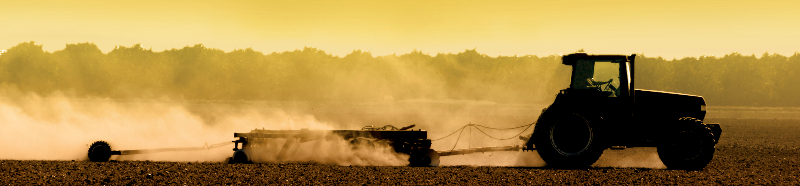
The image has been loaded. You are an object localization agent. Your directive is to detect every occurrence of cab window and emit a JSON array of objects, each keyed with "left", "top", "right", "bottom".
[{"left": 592, "top": 62, "right": 621, "bottom": 97}]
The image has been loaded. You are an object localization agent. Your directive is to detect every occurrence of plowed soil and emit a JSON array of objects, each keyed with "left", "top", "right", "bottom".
[{"left": 2, "top": 118, "right": 798, "bottom": 185}]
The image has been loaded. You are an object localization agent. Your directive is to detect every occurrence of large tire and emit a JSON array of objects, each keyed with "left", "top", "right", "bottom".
[
  {"left": 657, "top": 117, "right": 716, "bottom": 170},
  {"left": 408, "top": 149, "right": 440, "bottom": 167},
  {"left": 533, "top": 112, "right": 605, "bottom": 168},
  {"left": 88, "top": 141, "right": 112, "bottom": 162},
  {"left": 229, "top": 149, "right": 252, "bottom": 164}
]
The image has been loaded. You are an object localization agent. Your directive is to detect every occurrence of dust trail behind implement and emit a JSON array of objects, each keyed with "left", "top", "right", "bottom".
[{"left": 0, "top": 85, "right": 405, "bottom": 164}]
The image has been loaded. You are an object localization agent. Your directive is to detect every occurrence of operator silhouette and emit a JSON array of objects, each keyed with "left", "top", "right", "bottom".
[{"left": 588, "top": 78, "right": 618, "bottom": 96}]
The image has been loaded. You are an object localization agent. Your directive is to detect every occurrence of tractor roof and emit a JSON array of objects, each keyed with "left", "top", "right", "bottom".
[{"left": 562, "top": 53, "right": 632, "bottom": 65}]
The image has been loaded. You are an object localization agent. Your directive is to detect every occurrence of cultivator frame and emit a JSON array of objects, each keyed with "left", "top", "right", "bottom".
[{"left": 229, "top": 125, "right": 440, "bottom": 166}]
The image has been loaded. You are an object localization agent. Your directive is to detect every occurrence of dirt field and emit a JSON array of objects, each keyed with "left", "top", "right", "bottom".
[{"left": 2, "top": 118, "right": 798, "bottom": 185}]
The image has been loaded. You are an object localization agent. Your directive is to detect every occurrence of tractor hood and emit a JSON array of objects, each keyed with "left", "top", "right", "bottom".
[{"left": 634, "top": 89, "right": 707, "bottom": 121}]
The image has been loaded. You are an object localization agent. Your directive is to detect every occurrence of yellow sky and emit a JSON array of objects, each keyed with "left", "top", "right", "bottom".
[{"left": 2, "top": 0, "right": 798, "bottom": 58}]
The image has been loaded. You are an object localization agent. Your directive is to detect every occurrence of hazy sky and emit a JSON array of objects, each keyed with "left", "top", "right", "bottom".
[{"left": 2, "top": 0, "right": 798, "bottom": 58}]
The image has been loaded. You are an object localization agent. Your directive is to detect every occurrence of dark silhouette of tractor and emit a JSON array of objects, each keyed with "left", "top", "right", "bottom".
[{"left": 525, "top": 53, "right": 722, "bottom": 170}]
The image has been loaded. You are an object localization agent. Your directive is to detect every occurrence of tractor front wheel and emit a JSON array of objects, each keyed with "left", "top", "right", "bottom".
[{"left": 657, "top": 117, "right": 716, "bottom": 170}]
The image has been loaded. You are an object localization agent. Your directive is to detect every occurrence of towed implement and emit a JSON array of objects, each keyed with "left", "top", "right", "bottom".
[
  {"left": 229, "top": 125, "right": 440, "bottom": 166},
  {"left": 88, "top": 125, "right": 441, "bottom": 167}
]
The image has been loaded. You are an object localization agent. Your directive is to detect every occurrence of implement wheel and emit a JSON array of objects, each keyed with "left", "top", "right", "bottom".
[
  {"left": 88, "top": 141, "right": 113, "bottom": 162},
  {"left": 229, "top": 149, "right": 252, "bottom": 164},
  {"left": 408, "top": 149, "right": 440, "bottom": 167}
]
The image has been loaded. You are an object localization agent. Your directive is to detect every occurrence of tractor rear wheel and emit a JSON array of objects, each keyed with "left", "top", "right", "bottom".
[
  {"left": 657, "top": 117, "right": 716, "bottom": 170},
  {"left": 534, "top": 112, "right": 605, "bottom": 168}
]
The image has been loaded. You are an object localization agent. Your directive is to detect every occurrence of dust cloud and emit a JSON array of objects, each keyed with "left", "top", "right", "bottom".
[
  {"left": 437, "top": 150, "right": 666, "bottom": 169},
  {"left": 0, "top": 84, "right": 406, "bottom": 165},
  {"left": 593, "top": 148, "right": 667, "bottom": 169},
  {"left": 244, "top": 137, "right": 409, "bottom": 166}
]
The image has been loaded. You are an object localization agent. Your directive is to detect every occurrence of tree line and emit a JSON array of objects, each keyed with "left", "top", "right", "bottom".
[
  {"left": 1, "top": 41, "right": 798, "bottom": 106},
  {"left": 636, "top": 52, "right": 800, "bottom": 107}
]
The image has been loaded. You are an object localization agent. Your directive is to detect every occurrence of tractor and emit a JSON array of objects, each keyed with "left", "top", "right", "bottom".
[{"left": 524, "top": 53, "right": 722, "bottom": 170}]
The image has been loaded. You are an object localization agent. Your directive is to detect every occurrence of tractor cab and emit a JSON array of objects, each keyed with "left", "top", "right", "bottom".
[
  {"left": 554, "top": 53, "right": 637, "bottom": 143},
  {"left": 562, "top": 53, "right": 635, "bottom": 99},
  {"left": 555, "top": 53, "right": 637, "bottom": 130}
]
